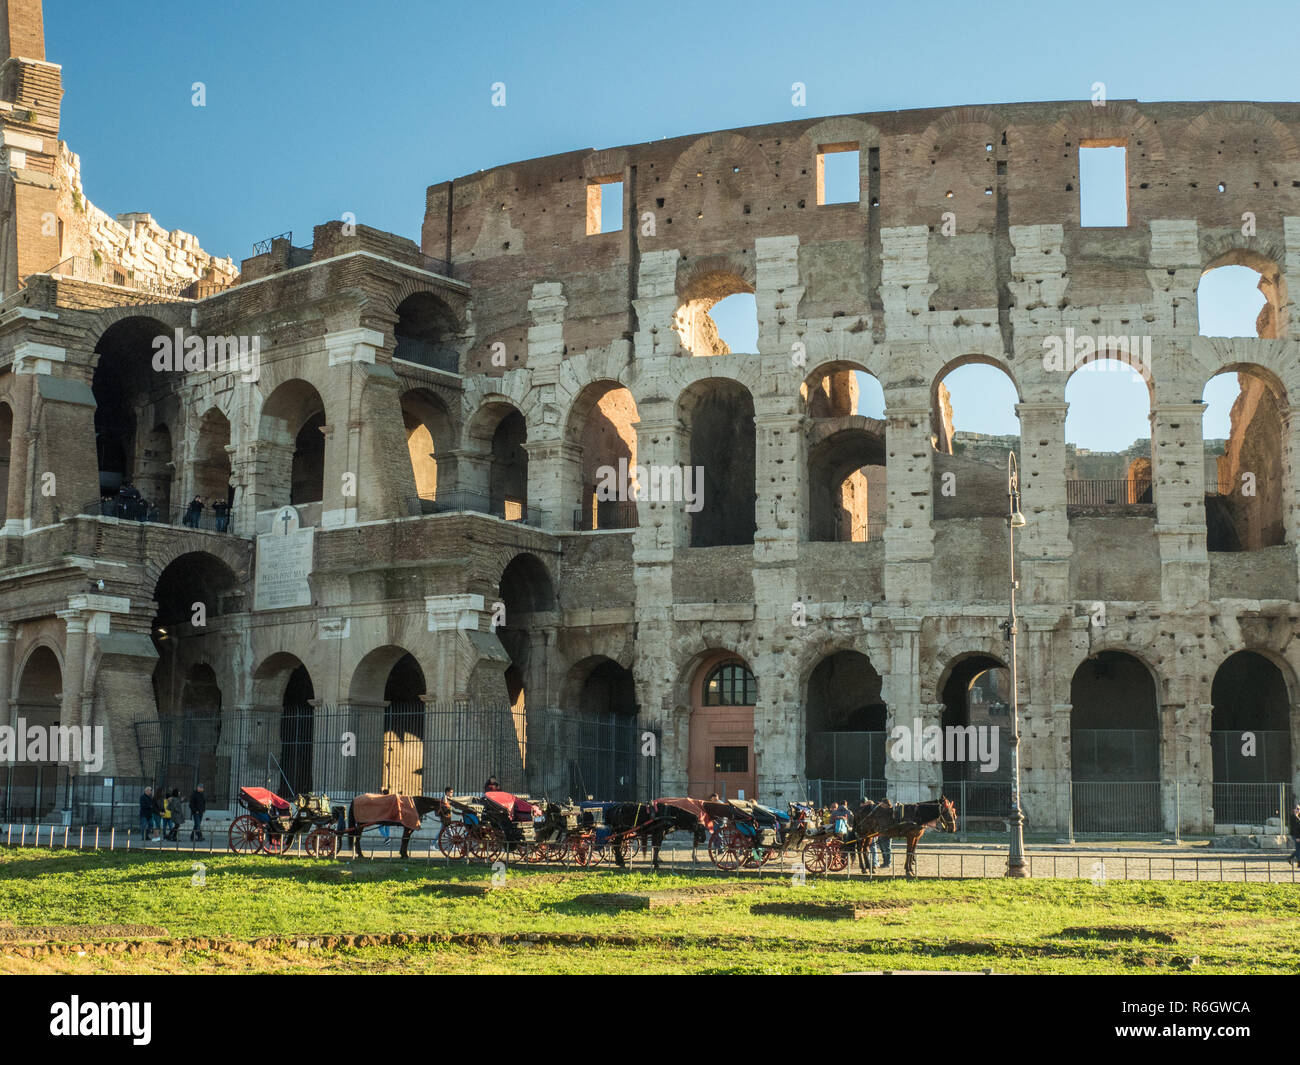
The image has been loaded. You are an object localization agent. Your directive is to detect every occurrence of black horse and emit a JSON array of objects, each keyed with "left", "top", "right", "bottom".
[
  {"left": 852, "top": 796, "right": 958, "bottom": 878},
  {"left": 604, "top": 799, "right": 710, "bottom": 870},
  {"left": 346, "top": 794, "right": 443, "bottom": 859}
]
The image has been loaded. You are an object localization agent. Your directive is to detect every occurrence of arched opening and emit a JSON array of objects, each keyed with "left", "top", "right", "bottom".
[
  {"left": 675, "top": 272, "right": 756, "bottom": 356},
  {"left": 938, "top": 654, "right": 1011, "bottom": 822},
  {"left": 490, "top": 410, "right": 528, "bottom": 521},
  {"left": 688, "top": 652, "right": 757, "bottom": 799},
  {"left": 1065, "top": 358, "right": 1153, "bottom": 508},
  {"left": 563, "top": 657, "right": 639, "bottom": 800},
  {"left": 1069, "top": 651, "right": 1161, "bottom": 832},
  {"left": 568, "top": 381, "right": 640, "bottom": 531},
  {"left": 257, "top": 380, "right": 326, "bottom": 511},
  {"left": 192, "top": 408, "right": 233, "bottom": 523},
  {"left": 497, "top": 553, "right": 556, "bottom": 719},
  {"left": 1202, "top": 367, "right": 1286, "bottom": 551},
  {"left": 92, "top": 316, "right": 171, "bottom": 500},
  {"left": 805, "top": 651, "right": 886, "bottom": 801},
  {"left": 137, "top": 424, "right": 173, "bottom": 517},
  {"left": 394, "top": 291, "right": 461, "bottom": 373},
  {"left": 381, "top": 652, "right": 426, "bottom": 796},
  {"left": 679, "top": 379, "right": 755, "bottom": 547},
  {"left": 932, "top": 360, "right": 1021, "bottom": 519},
  {"left": 803, "top": 364, "right": 886, "bottom": 542},
  {"left": 1197, "top": 255, "right": 1286, "bottom": 340},
  {"left": 0, "top": 401, "right": 12, "bottom": 525},
  {"left": 279, "top": 663, "right": 316, "bottom": 798},
  {"left": 1210, "top": 651, "right": 1292, "bottom": 824},
  {"left": 10, "top": 646, "right": 62, "bottom": 818},
  {"left": 401, "top": 388, "right": 454, "bottom": 506},
  {"left": 150, "top": 552, "right": 239, "bottom": 799}
]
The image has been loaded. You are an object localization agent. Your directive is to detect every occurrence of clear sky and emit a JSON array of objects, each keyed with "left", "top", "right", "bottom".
[{"left": 46, "top": 0, "right": 1287, "bottom": 451}]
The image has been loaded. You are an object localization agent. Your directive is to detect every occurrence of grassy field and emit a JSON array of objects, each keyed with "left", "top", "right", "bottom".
[{"left": 1, "top": 847, "right": 1296, "bottom": 974}]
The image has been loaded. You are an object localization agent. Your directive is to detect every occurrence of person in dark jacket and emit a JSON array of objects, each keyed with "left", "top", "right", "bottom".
[
  {"left": 139, "top": 786, "right": 155, "bottom": 843},
  {"left": 1288, "top": 804, "right": 1300, "bottom": 867},
  {"left": 184, "top": 496, "right": 204, "bottom": 528},
  {"left": 189, "top": 784, "right": 207, "bottom": 841},
  {"left": 164, "top": 789, "right": 184, "bottom": 841}
]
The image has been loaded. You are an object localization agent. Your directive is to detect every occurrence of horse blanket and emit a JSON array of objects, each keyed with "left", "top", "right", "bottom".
[{"left": 352, "top": 793, "right": 421, "bottom": 830}]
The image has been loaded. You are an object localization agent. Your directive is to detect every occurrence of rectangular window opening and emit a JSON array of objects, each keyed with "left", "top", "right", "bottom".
[
  {"left": 586, "top": 174, "right": 623, "bottom": 235},
  {"left": 714, "top": 746, "right": 749, "bottom": 774},
  {"left": 1079, "top": 142, "right": 1128, "bottom": 227},
  {"left": 816, "top": 143, "right": 860, "bottom": 205}
]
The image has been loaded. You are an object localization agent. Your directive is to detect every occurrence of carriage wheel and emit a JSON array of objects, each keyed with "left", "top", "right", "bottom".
[
  {"left": 437, "top": 823, "right": 468, "bottom": 860},
  {"left": 615, "top": 836, "right": 640, "bottom": 864},
  {"left": 261, "top": 828, "right": 293, "bottom": 856},
  {"left": 469, "top": 826, "right": 504, "bottom": 862},
  {"left": 709, "top": 835, "right": 743, "bottom": 872},
  {"left": 573, "top": 836, "right": 601, "bottom": 866},
  {"left": 536, "top": 841, "right": 564, "bottom": 863},
  {"left": 802, "top": 841, "right": 828, "bottom": 875},
  {"left": 304, "top": 828, "right": 337, "bottom": 859},
  {"left": 827, "top": 839, "right": 848, "bottom": 873},
  {"left": 228, "top": 815, "right": 262, "bottom": 855},
  {"left": 511, "top": 843, "right": 534, "bottom": 864}
]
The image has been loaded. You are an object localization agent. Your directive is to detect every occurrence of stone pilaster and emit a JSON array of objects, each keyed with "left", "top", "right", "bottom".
[
  {"left": 882, "top": 392, "right": 934, "bottom": 604},
  {"left": 1152, "top": 402, "right": 1209, "bottom": 605},
  {"left": 1016, "top": 402, "right": 1071, "bottom": 603}
]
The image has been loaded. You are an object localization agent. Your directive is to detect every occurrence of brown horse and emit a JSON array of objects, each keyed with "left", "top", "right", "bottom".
[
  {"left": 346, "top": 794, "right": 443, "bottom": 858},
  {"left": 852, "top": 797, "right": 958, "bottom": 878}
]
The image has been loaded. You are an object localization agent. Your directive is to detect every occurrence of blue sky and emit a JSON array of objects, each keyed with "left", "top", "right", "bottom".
[{"left": 47, "top": 0, "right": 1285, "bottom": 450}]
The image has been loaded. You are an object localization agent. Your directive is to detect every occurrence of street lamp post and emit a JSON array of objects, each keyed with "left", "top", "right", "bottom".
[{"left": 1004, "top": 450, "right": 1028, "bottom": 878}]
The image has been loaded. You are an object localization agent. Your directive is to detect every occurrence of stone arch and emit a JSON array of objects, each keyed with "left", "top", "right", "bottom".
[
  {"left": 677, "top": 376, "right": 755, "bottom": 546},
  {"left": 11, "top": 642, "right": 63, "bottom": 817},
  {"left": 1045, "top": 102, "right": 1167, "bottom": 164},
  {"left": 1198, "top": 246, "right": 1289, "bottom": 340},
  {"left": 557, "top": 654, "right": 640, "bottom": 800},
  {"left": 140, "top": 534, "right": 251, "bottom": 592},
  {"left": 256, "top": 379, "right": 326, "bottom": 510},
  {"left": 675, "top": 254, "right": 757, "bottom": 357},
  {"left": 665, "top": 132, "right": 776, "bottom": 223},
  {"left": 936, "top": 651, "right": 1010, "bottom": 792},
  {"left": 804, "top": 649, "right": 888, "bottom": 787},
  {"left": 252, "top": 652, "right": 316, "bottom": 797},
  {"left": 465, "top": 398, "right": 528, "bottom": 518},
  {"left": 564, "top": 379, "right": 640, "bottom": 530},
  {"left": 91, "top": 314, "right": 174, "bottom": 496},
  {"left": 191, "top": 407, "right": 232, "bottom": 516},
  {"left": 401, "top": 387, "right": 456, "bottom": 503},
  {"left": 1209, "top": 651, "right": 1292, "bottom": 822},
  {"left": 392, "top": 290, "right": 464, "bottom": 373}
]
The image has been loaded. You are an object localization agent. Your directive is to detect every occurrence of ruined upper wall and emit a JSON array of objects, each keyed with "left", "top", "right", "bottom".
[{"left": 423, "top": 101, "right": 1300, "bottom": 369}]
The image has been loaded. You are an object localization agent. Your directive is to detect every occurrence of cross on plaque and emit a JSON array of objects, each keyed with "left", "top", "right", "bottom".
[{"left": 278, "top": 507, "right": 294, "bottom": 534}]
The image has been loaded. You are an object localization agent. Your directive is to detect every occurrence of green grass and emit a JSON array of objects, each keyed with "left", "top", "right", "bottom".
[{"left": 1, "top": 848, "right": 1296, "bottom": 974}]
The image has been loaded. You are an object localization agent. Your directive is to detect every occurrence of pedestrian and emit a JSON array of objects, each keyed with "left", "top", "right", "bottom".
[
  {"left": 213, "top": 498, "right": 229, "bottom": 532},
  {"left": 1289, "top": 803, "right": 1300, "bottom": 867},
  {"left": 869, "top": 833, "right": 893, "bottom": 870},
  {"left": 151, "top": 786, "right": 166, "bottom": 838},
  {"left": 139, "top": 785, "right": 154, "bottom": 842},
  {"left": 166, "top": 789, "right": 184, "bottom": 841},
  {"left": 440, "top": 785, "right": 455, "bottom": 819},
  {"left": 185, "top": 495, "right": 203, "bottom": 528},
  {"left": 484, "top": 776, "right": 500, "bottom": 794},
  {"left": 160, "top": 789, "right": 175, "bottom": 840},
  {"left": 189, "top": 783, "right": 207, "bottom": 841}
]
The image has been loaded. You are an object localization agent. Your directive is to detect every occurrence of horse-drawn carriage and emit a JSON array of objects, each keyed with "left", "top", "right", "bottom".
[
  {"left": 228, "top": 787, "right": 338, "bottom": 857},
  {"left": 436, "top": 790, "right": 567, "bottom": 862}
]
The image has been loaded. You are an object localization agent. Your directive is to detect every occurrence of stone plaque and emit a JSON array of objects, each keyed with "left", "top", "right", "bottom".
[{"left": 254, "top": 506, "right": 315, "bottom": 611}]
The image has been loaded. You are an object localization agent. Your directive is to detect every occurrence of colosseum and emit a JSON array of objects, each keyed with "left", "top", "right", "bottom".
[{"left": 0, "top": 1, "right": 1296, "bottom": 837}]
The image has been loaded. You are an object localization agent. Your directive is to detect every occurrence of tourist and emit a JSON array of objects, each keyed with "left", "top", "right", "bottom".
[
  {"left": 159, "top": 789, "right": 175, "bottom": 840},
  {"left": 151, "top": 787, "right": 166, "bottom": 838},
  {"left": 213, "top": 497, "right": 229, "bottom": 532},
  {"left": 189, "top": 783, "right": 207, "bottom": 841},
  {"left": 139, "top": 785, "right": 154, "bottom": 843},
  {"left": 869, "top": 834, "right": 893, "bottom": 870},
  {"left": 165, "top": 789, "right": 184, "bottom": 841},
  {"left": 1289, "top": 803, "right": 1300, "bottom": 867},
  {"left": 484, "top": 776, "right": 501, "bottom": 794},
  {"left": 184, "top": 495, "right": 204, "bottom": 528}
]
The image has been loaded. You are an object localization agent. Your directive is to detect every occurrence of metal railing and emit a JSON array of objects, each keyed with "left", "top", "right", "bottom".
[
  {"left": 406, "top": 490, "right": 548, "bottom": 528},
  {"left": 1066, "top": 478, "right": 1153, "bottom": 506},
  {"left": 572, "top": 500, "right": 639, "bottom": 531},
  {"left": 80, "top": 497, "right": 237, "bottom": 533},
  {"left": 393, "top": 335, "right": 460, "bottom": 374},
  {"left": 40, "top": 255, "right": 194, "bottom": 299},
  {"left": 1211, "top": 782, "right": 1294, "bottom": 827},
  {"left": 806, "top": 731, "right": 888, "bottom": 783}
]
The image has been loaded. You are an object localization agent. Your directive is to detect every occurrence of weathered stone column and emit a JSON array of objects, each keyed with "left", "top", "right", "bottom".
[
  {"left": 58, "top": 610, "right": 88, "bottom": 732},
  {"left": 1016, "top": 402, "right": 1071, "bottom": 603},
  {"left": 0, "top": 623, "right": 12, "bottom": 729},
  {"left": 882, "top": 391, "right": 935, "bottom": 605},
  {"left": 879, "top": 617, "right": 939, "bottom": 802},
  {"left": 754, "top": 235, "right": 804, "bottom": 357},
  {"left": 1152, "top": 402, "right": 1209, "bottom": 605}
]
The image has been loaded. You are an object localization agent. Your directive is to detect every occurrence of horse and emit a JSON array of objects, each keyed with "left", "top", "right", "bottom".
[
  {"left": 852, "top": 796, "right": 958, "bottom": 879},
  {"left": 346, "top": 794, "right": 444, "bottom": 858},
  {"left": 603, "top": 799, "right": 710, "bottom": 870}
]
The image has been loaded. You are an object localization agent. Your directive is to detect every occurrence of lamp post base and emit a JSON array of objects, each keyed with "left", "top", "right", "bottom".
[{"left": 1005, "top": 808, "right": 1028, "bottom": 877}]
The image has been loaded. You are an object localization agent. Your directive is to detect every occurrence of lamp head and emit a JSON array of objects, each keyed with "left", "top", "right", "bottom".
[{"left": 1009, "top": 509, "right": 1027, "bottom": 528}]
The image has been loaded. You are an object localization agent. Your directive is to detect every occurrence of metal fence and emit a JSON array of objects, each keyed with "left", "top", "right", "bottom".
[
  {"left": 393, "top": 335, "right": 460, "bottom": 374},
  {"left": 806, "top": 731, "right": 888, "bottom": 782},
  {"left": 127, "top": 702, "right": 658, "bottom": 820},
  {"left": 1065, "top": 478, "right": 1153, "bottom": 505},
  {"left": 572, "top": 500, "right": 638, "bottom": 531},
  {"left": 80, "top": 497, "right": 237, "bottom": 533}
]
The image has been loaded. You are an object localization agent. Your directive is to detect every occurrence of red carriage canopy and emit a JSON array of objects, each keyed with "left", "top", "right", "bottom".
[
  {"left": 239, "top": 787, "right": 291, "bottom": 812},
  {"left": 484, "top": 790, "right": 535, "bottom": 821}
]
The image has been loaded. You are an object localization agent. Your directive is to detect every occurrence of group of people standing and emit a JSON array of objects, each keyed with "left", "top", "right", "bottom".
[
  {"left": 183, "top": 495, "right": 232, "bottom": 532},
  {"left": 99, "top": 480, "right": 158, "bottom": 523},
  {"left": 138, "top": 784, "right": 207, "bottom": 842}
]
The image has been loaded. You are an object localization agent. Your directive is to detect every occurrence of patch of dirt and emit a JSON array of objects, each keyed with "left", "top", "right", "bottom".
[
  {"left": 751, "top": 901, "right": 912, "bottom": 920},
  {"left": 0, "top": 924, "right": 168, "bottom": 942},
  {"left": 1056, "top": 926, "right": 1178, "bottom": 944}
]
